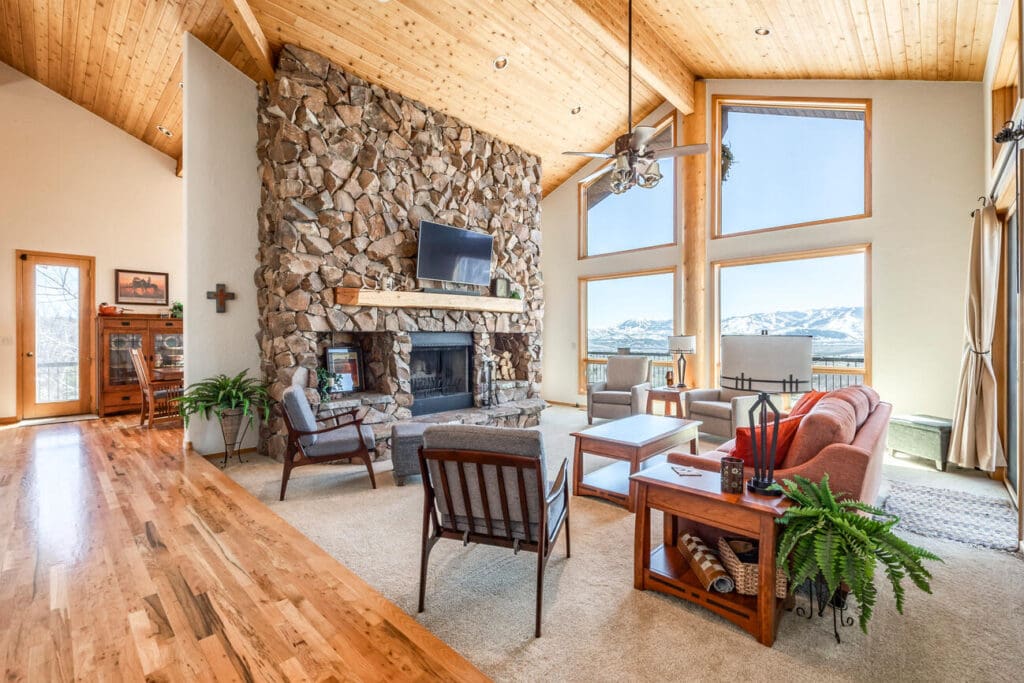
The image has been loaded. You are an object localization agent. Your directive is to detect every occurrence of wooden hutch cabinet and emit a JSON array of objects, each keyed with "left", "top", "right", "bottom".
[{"left": 97, "top": 315, "right": 184, "bottom": 416}]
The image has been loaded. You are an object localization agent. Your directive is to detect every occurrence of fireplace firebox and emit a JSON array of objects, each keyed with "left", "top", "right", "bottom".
[{"left": 409, "top": 332, "right": 473, "bottom": 416}]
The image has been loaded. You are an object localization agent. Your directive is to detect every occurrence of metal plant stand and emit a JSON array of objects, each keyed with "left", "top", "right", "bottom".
[{"left": 796, "top": 576, "right": 855, "bottom": 643}]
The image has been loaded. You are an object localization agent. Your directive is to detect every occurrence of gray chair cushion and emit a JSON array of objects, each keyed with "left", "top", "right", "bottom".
[
  {"left": 719, "top": 387, "right": 756, "bottom": 401},
  {"left": 592, "top": 390, "right": 632, "bottom": 406},
  {"left": 393, "top": 421, "right": 429, "bottom": 439},
  {"left": 304, "top": 424, "right": 376, "bottom": 458},
  {"left": 605, "top": 355, "right": 650, "bottom": 391},
  {"left": 689, "top": 400, "right": 733, "bottom": 421},
  {"left": 282, "top": 386, "right": 319, "bottom": 447},
  {"left": 422, "top": 425, "right": 549, "bottom": 542}
]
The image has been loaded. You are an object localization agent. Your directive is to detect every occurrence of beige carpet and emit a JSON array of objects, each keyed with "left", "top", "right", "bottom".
[{"left": 227, "top": 406, "right": 1024, "bottom": 682}]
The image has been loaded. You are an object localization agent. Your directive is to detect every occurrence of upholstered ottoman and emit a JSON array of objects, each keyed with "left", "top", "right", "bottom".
[
  {"left": 888, "top": 414, "right": 953, "bottom": 472},
  {"left": 391, "top": 422, "right": 428, "bottom": 486}
]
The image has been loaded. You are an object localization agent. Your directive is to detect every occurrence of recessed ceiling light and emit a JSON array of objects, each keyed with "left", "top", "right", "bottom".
[
  {"left": 492, "top": 55, "right": 509, "bottom": 71},
  {"left": 754, "top": 27, "right": 771, "bottom": 36},
  {"left": 571, "top": 105, "right": 582, "bottom": 115},
  {"left": 157, "top": 125, "right": 173, "bottom": 138},
  {"left": 179, "top": 81, "right": 184, "bottom": 89}
]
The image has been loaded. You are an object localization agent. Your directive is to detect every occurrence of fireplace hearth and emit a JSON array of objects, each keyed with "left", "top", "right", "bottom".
[{"left": 409, "top": 332, "right": 473, "bottom": 416}]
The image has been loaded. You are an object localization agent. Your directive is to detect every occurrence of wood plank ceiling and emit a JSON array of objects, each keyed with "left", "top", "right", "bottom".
[{"left": 0, "top": 0, "right": 1003, "bottom": 193}]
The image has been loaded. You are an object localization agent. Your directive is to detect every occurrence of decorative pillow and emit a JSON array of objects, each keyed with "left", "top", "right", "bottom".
[
  {"left": 731, "top": 415, "right": 804, "bottom": 469},
  {"left": 831, "top": 386, "right": 871, "bottom": 427},
  {"left": 790, "top": 391, "right": 827, "bottom": 417}
]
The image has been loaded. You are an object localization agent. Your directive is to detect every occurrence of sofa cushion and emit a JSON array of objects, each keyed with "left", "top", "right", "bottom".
[
  {"left": 732, "top": 415, "right": 804, "bottom": 468},
  {"left": 592, "top": 390, "right": 632, "bottom": 406},
  {"left": 689, "top": 400, "right": 733, "bottom": 421},
  {"left": 606, "top": 356, "right": 649, "bottom": 391},
  {"left": 830, "top": 387, "right": 871, "bottom": 426},
  {"left": 783, "top": 397, "right": 857, "bottom": 469},
  {"left": 852, "top": 385, "right": 880, "bottom": 412}
]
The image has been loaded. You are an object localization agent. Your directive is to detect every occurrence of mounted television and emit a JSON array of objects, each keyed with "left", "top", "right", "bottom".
[{"left": 416, "top": 221, "right": 493, "bottom": 286}]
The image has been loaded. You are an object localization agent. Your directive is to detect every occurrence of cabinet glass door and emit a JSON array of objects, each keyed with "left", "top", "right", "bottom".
[
  {"left": 108, "top": 333, "right": 143, "bottom": 385},
  {"left": 153, "top": 333, "right": 184, "bottom": 370}
]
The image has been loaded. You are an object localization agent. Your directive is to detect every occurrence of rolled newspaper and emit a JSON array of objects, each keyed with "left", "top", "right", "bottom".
[{"left": 677, "top": 532, "right": 735, "bottom": 593}]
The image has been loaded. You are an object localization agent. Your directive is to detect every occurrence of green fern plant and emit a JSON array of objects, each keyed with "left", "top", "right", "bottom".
[
  {"left": 775, "top": 475, "right": 942, "bottom": 633},
  {"left": 176, "top": 370, "right": 271, "bottom": 428}
]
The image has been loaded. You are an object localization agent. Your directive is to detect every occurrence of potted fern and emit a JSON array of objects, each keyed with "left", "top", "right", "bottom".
[
  {"left": 775, "top": 475, "right": 941, "bottom": 633},
  {"left": 177, "top": 370, "right": 271, "bottom": 465}
]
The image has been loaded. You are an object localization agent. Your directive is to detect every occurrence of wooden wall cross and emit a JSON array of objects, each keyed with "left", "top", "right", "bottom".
[{"left": 206, "top": 284, "right": 236, "bottom": 313}]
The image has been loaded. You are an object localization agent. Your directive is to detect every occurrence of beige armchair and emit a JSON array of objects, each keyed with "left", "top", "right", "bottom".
[
  {"left": 683, "top": 387, "right": 759, "bottom": 438},
  {"left": 587, "top": 355, "right": 651, "bottom": 424}
]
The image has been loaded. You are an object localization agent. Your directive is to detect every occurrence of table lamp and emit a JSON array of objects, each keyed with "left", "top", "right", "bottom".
[
  {"left": 719, "top": 333, "right": 813, "bottom": 496},
  {"left": 668, "top": 335, "right": 696, "bottom": 388}
]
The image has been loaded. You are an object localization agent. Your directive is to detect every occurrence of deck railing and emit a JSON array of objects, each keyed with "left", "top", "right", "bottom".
[
  {"left": 35, "top": 361, "right": 79, "bottom": 403},
  {"left": 581, "top": 351, "right": 865, "bottom": 392}
]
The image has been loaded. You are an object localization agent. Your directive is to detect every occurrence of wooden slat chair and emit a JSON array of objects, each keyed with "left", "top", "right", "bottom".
[
  {"left": 418, "top": 425, "right": 570, "bottom": 637},
  {"left": 129, "top": 348, "right": 183, "bottom": 428},
  {"left": 279, "top": 386, "right": 378, "bottom": 500}
]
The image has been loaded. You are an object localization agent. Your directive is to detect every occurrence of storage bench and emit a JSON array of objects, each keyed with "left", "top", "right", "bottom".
[{"left": 887, "top": 414, "right": 953, "bottom": 472}]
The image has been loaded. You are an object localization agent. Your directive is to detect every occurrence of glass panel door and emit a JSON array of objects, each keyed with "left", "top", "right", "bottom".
[
  {"left": 153, "top": 333, "right": 184, "bottom": 370},
  {"left": 108, "top": 333, "right": 143, "bottom": 385}
]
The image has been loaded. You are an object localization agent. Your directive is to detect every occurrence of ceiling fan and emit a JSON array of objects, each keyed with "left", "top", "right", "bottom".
[{"left": 563, "top": 0, "right": 708, "bottom": 194}]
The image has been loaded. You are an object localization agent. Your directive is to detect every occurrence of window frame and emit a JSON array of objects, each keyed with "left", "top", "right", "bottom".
[
  {"left": 710, "top": 244, "right": 873, "bottom": 389},
  {"left": 577, "top": 113, "right": 679, "bottom": 259},
  {"left": 577, "top": 266, "right": 679, "bottom": 394},
  {"left": 711, "top": 95, "right": 873, "bottom": 240}
]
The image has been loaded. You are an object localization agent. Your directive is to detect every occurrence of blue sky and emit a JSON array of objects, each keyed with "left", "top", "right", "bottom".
[
  {"left": 586, "top": 165, "right": 674, "bottom": 255},
  {"left": 720, "top": 253, "right": 865, "bottom": 319},
  {"left": 587, "top": 272, "right": 674, "bottom": 329}
]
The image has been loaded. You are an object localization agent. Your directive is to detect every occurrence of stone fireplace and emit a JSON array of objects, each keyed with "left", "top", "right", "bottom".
[{"left": 255, "top": 45, "right": 545, "bottom": 460}]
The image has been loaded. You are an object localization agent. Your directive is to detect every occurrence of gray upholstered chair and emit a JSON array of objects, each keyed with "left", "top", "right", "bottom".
[
  {"left": 279, "top": 386, "right": 377, "bottom": 500},
  {"left": 682, "top": 387, "right": 759, "bottom": 439},
  {"left": 586, "top": 355, "right": 651, "bottom": 424},
  {"left": 418, "top": 425, "right": 570, "bottom": 638}
]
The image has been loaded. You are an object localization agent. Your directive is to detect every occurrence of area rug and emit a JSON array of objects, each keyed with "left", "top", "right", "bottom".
[{"left": 882, "top": 480, "right": 1019, "bottom": 552}]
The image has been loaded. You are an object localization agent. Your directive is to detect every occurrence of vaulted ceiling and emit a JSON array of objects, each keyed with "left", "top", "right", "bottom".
[{"left": 0, "top": 1, "right": 1003, "bottom": 193}]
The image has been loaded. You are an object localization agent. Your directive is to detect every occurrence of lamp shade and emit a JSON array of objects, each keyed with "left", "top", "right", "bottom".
[
  {"left": 668, "top": 335, "right": 697, "bottom": 354},
  {"left": 720, "top": 335, "right": 813, "bottom": 393}
]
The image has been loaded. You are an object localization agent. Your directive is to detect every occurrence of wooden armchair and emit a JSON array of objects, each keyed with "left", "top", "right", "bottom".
[
  {"left": 129, "top": 348, "right": 183, "bottom": 428},
  {"left": 279, "top": 386, "right": 378, "bottom": 500},
  {"left": 418, "top": 425, "right": 570, "bottom": 637}
]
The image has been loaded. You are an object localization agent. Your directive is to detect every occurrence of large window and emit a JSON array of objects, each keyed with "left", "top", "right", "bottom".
[
  {"left": 714, "top": 97, "right": 871, "bottom": 237},
  {"left": 579, "top": 117, "right": 676, "bottom": 257},
  {"left": 714, "top": 246, "right": 870, "bottom": 391},
  {"left": 579, "top": 269, "right": 677, "bottom": 391}
]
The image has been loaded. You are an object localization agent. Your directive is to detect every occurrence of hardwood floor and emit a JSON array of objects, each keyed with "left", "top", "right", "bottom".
[{"left": 0, "top": 417, "right": 486, "bottom": 681}]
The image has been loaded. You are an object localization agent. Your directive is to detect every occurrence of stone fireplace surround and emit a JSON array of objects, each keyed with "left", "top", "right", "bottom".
[{"left": 255, "top": 45, "right": 545, "bottom": 460}]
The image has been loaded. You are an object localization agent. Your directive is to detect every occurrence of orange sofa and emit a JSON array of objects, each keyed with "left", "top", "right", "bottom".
[{"left": 668, "top": 386, "right": 891, "bottom": 503}]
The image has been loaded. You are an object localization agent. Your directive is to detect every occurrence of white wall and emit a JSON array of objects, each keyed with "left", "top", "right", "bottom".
[
  {"left": 0, "top": 62, "right": 183, "bottom": 418},
  {"left": 183, "top": 34, "right": 261, "bottom": 453},
  {"left": 542, "top": 80, "right": 984, "bottom": 418}
]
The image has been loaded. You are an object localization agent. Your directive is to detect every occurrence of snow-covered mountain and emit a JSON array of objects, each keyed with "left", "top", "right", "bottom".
[{"left": 588, "top": 306, "right": 864, "bottom": 357}]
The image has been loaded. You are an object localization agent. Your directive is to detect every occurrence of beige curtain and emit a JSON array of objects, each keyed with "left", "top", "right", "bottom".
[{"left": 949, "top": 203, "right": 1004, "bottom": 471}]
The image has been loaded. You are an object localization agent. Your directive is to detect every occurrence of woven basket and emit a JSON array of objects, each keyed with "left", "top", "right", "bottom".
[{"left": 717, "top": 537, "right": 788, "bottom": 599}]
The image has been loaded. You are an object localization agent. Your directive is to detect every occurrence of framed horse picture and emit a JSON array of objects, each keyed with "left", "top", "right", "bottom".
[{"left": 115, "top": 269, "right": 169, "bottom": 306}]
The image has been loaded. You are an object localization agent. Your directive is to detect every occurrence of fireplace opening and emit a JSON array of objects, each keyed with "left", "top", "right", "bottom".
[{"left": 409, "top": 332, "right": 473, "bottom": 416}]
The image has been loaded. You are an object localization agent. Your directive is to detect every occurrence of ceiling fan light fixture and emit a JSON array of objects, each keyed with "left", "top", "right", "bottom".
[
  {"left": 754, "top": 27, "right": 771, "bottom": 36},
  {"left": 637, "top": 160, "right": 662, "bottom": 189},
  {"left": 492, "top": 55, "right": 509, "bottom": 71}
]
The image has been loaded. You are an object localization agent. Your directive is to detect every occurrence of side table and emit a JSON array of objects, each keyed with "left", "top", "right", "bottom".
[
  {"left": 631, "top": 463, "right": 788, "bottom": 646},
  {"left": 646, "top": 386, "right": 686, "bottom": 417}
]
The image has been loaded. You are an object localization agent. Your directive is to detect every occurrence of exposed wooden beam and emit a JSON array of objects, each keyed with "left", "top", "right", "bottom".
[
  {"left": 219, "top": 0, "right": 276, "bottom": 81},
  {"left": 176, "top": 155, "right": 184, "bottom": 178},
  {"left": 682, "top": 81, "right": 707, "bottom": 387},
  {"left": 559, "top": 0, "right": 695, "bottom": 115}
]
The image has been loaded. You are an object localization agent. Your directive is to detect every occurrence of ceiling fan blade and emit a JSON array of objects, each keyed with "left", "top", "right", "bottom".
[
  {"left": 651, "top": 143, "right": 710, "bottom": 160},
  {"left": 562, "top": 151, "right": 614, "bottom": 158}
]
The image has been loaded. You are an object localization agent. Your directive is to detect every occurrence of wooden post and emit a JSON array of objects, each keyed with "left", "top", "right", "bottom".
[{"left": 682, "top": 80, "right": 707, "bottom": 388}]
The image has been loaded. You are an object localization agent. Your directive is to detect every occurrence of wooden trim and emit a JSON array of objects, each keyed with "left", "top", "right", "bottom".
[
  {"left": 682, "top": 81, "right": 707, "bottom": 389},
  {"left": 577, "top": 266, "right": 679, "bottom": 394},
  {"left": 710, "top": 95, "right": 872, "bottom": 240},
  {"left": 334, "top": 288, "right": 524, "bottom": 313},
  {"left": 0, "top": 416, "right": 19, "bottom": 425},
  {"left": 709, "top": 244, "right": 872, "bottom": 389},
  {"left": 15, "top": 250, "right": 97, "bottom": 420},
  {"left": 577, "top": 113, "right": 678, "bottom": 260},
  {"left": 219, "top": 0, "right": 276, "bottom": 82}
]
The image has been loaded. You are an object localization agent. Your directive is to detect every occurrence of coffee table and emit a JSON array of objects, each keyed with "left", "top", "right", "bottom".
[{"left": 571, "top": 414, "right": 701, "bottom": 512}]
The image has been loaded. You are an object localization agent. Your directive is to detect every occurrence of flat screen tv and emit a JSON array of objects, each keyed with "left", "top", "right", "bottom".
[{"left": 416, "top": 221, "right": 494, "bottom": 286}]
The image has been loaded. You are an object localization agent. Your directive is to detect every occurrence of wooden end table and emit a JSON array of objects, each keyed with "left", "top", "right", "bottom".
[
  {"left": 571, "top": 415, "right": 701, "bottom": 512},
  {"left": 646, "top": 386, "right": 687, "bottom": 417},
  {"left": 631, "top": 463, "right": 788, "bottom": 646}
]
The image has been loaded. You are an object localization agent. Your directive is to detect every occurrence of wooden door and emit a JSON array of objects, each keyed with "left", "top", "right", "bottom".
[{"left": 17, "top": 251, "right": 95, "bottom": 419}]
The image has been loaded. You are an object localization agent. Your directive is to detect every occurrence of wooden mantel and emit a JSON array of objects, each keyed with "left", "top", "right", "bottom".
[{"left": 335, "top": 288, "right": 525, "bottom": 314}]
